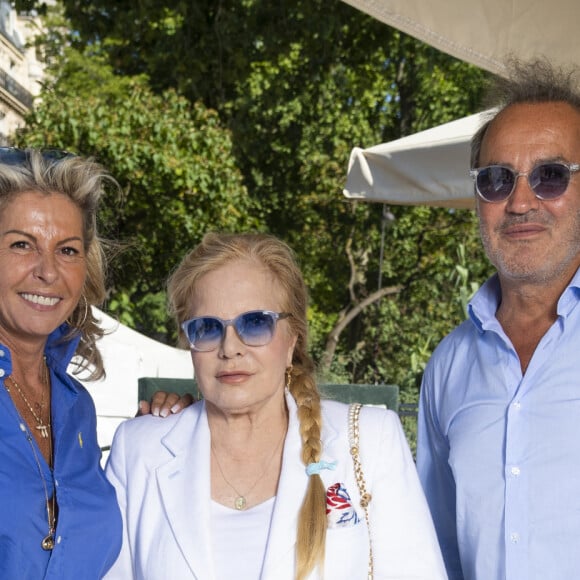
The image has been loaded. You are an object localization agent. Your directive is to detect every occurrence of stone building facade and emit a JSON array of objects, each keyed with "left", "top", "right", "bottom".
[{"left": 0, "top": 1, "right": 45, "bottom": 144}]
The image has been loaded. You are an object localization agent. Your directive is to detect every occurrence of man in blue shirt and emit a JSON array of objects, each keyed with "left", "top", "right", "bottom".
[{"left": 416, "top": 59, "right": 580, "bottom": 579}]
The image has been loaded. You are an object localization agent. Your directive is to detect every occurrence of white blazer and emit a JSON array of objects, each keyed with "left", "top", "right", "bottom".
[{"left": 105, "top": 394, "right": 446, "bottom": 579}]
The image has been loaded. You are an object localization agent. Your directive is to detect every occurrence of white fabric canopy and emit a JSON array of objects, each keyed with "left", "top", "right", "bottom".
[
  {"left": 343, "top": 111, "right": 491, "bottom": 209},
  {"left": 341, "top": 0, "right": 580, "bottom": 209},
  {"left": 78, "top": 308, "right": 192, "bottom": 455},
  {"left": 341, "top": 0, "right": 580, "bottom": 77}
]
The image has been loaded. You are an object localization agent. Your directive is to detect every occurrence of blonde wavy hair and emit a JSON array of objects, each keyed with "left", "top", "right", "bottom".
[
  {"left": 167, "top": 232, "right": 327, "bottom": 579},
  {"left": 0, "top": 149, "right": 116, "bottom": 380}
]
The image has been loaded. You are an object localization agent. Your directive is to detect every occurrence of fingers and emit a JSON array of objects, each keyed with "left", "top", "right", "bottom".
[
  {"left": 135, "top": 400, "right": 150, "bottom": 417},
  {"left": 142, "top": 390, "right": 195, "bottom": 418},
  {"left": 172, "top": 393, "right": 195, "bottom": 413}
]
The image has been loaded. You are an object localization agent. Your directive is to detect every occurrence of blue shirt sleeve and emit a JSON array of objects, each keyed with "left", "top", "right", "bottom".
[{"left": 417, "top": 357, "right": 464, "bottom": 580}]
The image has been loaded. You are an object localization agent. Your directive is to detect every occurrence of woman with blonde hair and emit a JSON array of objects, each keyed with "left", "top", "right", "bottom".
[
  {"left": 0, "top": 148, "right": 191, "bottom": 579},
  {"left": 105, "top": 232, "right": 446, "bottom": 579}
]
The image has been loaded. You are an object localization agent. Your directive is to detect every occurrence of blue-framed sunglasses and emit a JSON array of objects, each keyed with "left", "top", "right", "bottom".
[
  {"left": 0, "top": 147, "right": 74, "bottom": 166},
  {"left": 470, "top": 161, "right": 580, "bottom": 203},
  {"left": 181, "top": 310, "right": 291, "bottom": 352}
]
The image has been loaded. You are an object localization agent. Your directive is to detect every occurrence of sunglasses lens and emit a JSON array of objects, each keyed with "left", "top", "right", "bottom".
[
  {"left": 0, "top": 147, "right": 73, "bottom": 166},
  {"left": 0, "top": 148, "right": 27, "bottom": 166},
  {"left": 185, "top": 317, "right": 223, "bottom": 352},
  {"left": 476, "top": 166, "right": 515, "bottom": 202},
  {"left": 182, "top": 311, "right": 281, "bottom": 351},
  {"left": 236, "top": 311, "right": 276, "bottom": 346},
  {"left": 475, "top": 163, "right": 574, "bottom": 202},
  {"left": 529, "top": 163, "right": 570, "bottom": 199}
]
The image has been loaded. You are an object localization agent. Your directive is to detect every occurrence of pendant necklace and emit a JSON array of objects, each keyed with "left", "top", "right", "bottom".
[
  {"left": 211, "top": 428, "right": 286, "bottom": 511},
  {"left": 6, "top": 372, "right": 50, "bottom": 438},
  {"left": 22, "top": 423, "right": 57, "bottom": 550},
  {"left": 3, "top": 359, "right": 56, "bottom": 550}
]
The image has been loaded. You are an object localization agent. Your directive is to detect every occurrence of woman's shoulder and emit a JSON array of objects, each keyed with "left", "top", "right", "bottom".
[
  {"left": 114, "top": 401, "right": 204, "bottom": 446},
  {"left": 320, "top": 398, "right": 404, "bottom": 448},
  {"left": 319, "top": 400, "right": 412, "bottom": 481},
  {"left": 321, "top": 398, "right": 399, "bottom": 425},
  {"left": 108, "top": 402, "right": 208, "bottom": 473},
  {"left": 55, "top": 371, "right": 95, "bottom": 411}
]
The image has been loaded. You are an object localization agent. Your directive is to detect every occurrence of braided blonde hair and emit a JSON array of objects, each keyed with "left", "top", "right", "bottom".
[{"left": 167, "top": 232, "right": 327, "bottom": 578}]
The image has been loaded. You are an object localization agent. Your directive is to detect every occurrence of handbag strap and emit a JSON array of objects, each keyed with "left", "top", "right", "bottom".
[{"left": 348, "top": 403, "right": 374, "bottom": 579}]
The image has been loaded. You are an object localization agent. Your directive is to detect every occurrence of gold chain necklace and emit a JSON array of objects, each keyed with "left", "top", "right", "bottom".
[
  {"left": 21, "top": 423, "right": 56, "bottom": 550},
  {"left": 3, "top": 359, "right": 56, "bottom": 550},
  {"left": 6, "top": 365, "right": 51, "bottom": 438},
  {"left": 211, "top": 429, "right": 286, "bottom": 511}
]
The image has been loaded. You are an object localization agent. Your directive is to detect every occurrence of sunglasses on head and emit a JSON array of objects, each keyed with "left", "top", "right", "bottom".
[
  {"left": 181, "top": 310, "right": 291, "bottom": 352},
  {"left": 469, "top": 162, "right": 580, "bottom": 203},
  {"left": 0, "top": 147, "right": 73, "bottom": 166}
]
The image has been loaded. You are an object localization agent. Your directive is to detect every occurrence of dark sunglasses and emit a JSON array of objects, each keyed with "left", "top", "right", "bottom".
[
  {"left": 469, "top": 162, "right": 580, "bottom": 203},
  {"left": 0, "top": 147, "right": 73, "bottom": 166},
  {"left": 181, "top": 310, "right": 291, "bottom": 352}
]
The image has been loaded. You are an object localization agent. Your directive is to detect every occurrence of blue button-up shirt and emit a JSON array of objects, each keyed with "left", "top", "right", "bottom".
[
  {"left": 0, "top": 325, "right": 122, "bottom": 579},
  {"left": 417, "top": 269, "right": 580, "bottom": 580}
]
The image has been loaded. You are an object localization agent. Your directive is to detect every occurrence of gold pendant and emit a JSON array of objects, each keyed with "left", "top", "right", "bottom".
[
  {"left": 36, "top": 424, "right": 49, "bottom": 438},
  {"left": 41, "top": 534, "right": 54, "bottom": 551},
  {"left": 234, "top": 496, "right": 246, "bottom": 510}
]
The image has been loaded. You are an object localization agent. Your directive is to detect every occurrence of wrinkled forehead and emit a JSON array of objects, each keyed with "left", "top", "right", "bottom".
[
  {"left": 190, "top": 258, "right": 288, "bottom": 313},
  {"left": 481, "top": 102, "right": 580, "bottom": 165}
]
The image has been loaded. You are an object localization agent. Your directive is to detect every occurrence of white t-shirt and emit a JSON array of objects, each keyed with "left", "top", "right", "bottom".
[{"left": 211, "top": 497, "right": 276, "bottom": 579}]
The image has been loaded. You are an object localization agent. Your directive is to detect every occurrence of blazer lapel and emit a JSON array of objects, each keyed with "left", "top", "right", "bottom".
[
  {"left": 149, "top": 397, "right": 344, "bottom": 580},
  {"left": 156, "top": 402, "right": 215, "bottom": 580}
]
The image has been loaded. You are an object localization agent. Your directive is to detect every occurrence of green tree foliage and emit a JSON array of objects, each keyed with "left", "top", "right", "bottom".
[
  {"left": 19, "top": 44, "right": 257, "bottom": 337},
  {"left": 225, "top": 28, "right": 492, "bottom": 390},
  {"left": 25, "top": 1, "right": 494, "bottom": 402}
]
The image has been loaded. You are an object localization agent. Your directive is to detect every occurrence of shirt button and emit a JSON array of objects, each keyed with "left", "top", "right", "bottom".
[
  {"left": 0, "top": 349, "right": 5, "bottom": 357},
  {"left": 0, "top": 369, "right": 5, "bottom": 377},
  {"left": 510, "top": 532, "right": 520, "bottom": 543},
  {"left": 511, "top": 466, "right": 521, "bottom": 476},
  {"left": 513, "top": 402, "right": 521, "bottom": 410}
]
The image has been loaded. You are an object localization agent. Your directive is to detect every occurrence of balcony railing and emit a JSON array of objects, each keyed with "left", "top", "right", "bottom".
[{"left": 0, "top": 67, "right": 33, "bottom": 109}]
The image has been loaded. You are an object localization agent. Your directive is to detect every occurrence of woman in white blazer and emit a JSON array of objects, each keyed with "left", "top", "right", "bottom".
[{"left": 105, "top": 232, "right": 446, "bottom": 580}]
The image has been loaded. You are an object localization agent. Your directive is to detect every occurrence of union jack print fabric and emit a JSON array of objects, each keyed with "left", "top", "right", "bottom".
[{"left": 325, "top": 482, "right": 361, "bottom": 528}]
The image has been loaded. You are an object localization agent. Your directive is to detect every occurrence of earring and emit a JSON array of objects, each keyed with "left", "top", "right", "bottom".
[{"left": 285, "top": 365, "right": 293, "bottom": 393}]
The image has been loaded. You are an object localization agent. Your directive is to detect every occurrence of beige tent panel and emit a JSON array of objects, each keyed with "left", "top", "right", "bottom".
[
  {"left": 342, "top": 0, "right": 580, "bottom": 77},
  {"left": 343, "top": 111, "right": 493, "bottom": 209}
]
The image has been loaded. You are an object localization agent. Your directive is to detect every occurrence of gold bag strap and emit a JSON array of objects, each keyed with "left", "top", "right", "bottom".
[{"left": 348, "top": 403, "right": 374, "bottom": 579}]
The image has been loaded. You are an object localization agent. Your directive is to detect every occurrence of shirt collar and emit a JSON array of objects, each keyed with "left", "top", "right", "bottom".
[
  {"left": 468, "top": 274, "right": 501, "bottom": 333},
  {"left": 0, "top": 323, "right": 81, "bottom": 376},
  {"left": 468, "top": 266, "right": 580, "bottom": 332},
  {"left": 44, "top": 324, "right": 82, "bottom": 373},
  {"left": 556, "top": 267, "right": 580, "bottom": 316}
]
